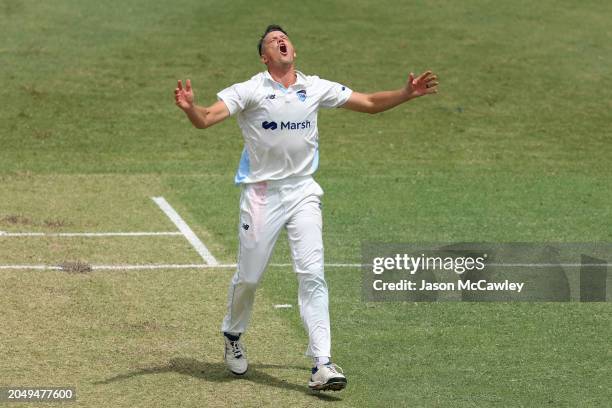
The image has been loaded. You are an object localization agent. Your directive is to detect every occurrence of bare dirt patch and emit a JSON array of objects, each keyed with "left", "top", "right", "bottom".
[{"left": 59, "top": 260, "right": 92, "bottom": 273}]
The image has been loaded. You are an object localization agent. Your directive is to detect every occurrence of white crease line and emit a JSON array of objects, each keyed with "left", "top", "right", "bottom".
[
  {"left": 92, "top": 264, "right": 223, "bottom": 270},
  {"left": 0, "top": 263, "right": 605, "bottom": 272},
  {"left": 0, "top": 264, "right": 220, "bottom": 271},
  {"left": 0, "top": 265, "right": 63, "bottom": 270},
  {"left": 487, "top": 263, "right": 606, "bottom": 267},
  {"left": 0, "top": 263, "right": 360, "bottom": 271},
  {"left": 151, "top": 197, "right": 219, "bottom": 266},
  {"left": 0, "top": 232, "right": 182, "bottom": 237}
]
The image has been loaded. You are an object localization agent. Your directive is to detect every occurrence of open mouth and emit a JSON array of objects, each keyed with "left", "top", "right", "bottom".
[{"left": 279, "top": 43, "right": 288, "bottom": 55}]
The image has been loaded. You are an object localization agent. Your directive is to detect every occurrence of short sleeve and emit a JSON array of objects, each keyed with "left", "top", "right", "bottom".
[
  {"left": 217, "top": 81, "right": 253, "bottom": 116},
  {"left": 317, "top": 78, "right": 353, "bottom": 109}
]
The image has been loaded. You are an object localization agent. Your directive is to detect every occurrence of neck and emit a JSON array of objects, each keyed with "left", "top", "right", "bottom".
[{"left": 267, "top": 65, "right": 296, "bottom": 88}]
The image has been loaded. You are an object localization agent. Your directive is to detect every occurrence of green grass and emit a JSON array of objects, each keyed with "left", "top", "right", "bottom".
[{"left": 1, "top": 0, "right": 611, "bottom": 406}]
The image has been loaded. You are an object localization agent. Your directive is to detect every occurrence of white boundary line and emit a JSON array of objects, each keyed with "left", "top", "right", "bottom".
[
  {"left": 152, "top": 196, "right": 219, "bottom": 266},
  {"left": 0, "top": 232, "right": 182, "bottom": 237}
]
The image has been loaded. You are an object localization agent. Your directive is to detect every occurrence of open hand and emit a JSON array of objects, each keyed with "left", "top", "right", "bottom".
[
  {"left": 406, "top": 71, "right": 438, "bottom": 99},
  {"left": 175, "top": 79, "right": 195, "bottom": 111}
]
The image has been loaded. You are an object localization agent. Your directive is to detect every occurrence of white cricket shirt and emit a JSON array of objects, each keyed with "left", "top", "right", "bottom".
[{"left": 217, "top": 70, "right": 352, "bottom": 184}]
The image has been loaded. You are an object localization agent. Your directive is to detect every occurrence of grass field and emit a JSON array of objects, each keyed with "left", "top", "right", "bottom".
[{"left": 1, "top": 0, "right": 611, "bottom": 406}]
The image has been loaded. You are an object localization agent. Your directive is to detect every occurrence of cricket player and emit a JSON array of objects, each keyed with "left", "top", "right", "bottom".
[{"left": 174, "top": 25, "right": 438, "bottom": 391}]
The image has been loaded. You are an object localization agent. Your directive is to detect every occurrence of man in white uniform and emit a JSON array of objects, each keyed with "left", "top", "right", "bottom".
[{"left": 174, "top": 25, "right": 438, "bottom": 391}]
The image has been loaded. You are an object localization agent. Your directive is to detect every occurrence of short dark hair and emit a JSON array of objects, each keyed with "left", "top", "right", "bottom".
[{"left": 258, "top": 24, "right": 288, "bottom": 56}]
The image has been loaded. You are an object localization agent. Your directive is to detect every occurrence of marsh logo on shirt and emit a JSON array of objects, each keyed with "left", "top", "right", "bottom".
[
  {"left": 261, "top": 120, "right": 311, "bottom": 130},
  {"left": 262, "top": 121, "right": 278, "bottom": 130}
]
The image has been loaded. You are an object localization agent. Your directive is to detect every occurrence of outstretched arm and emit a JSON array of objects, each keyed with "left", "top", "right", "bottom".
[
  {"left": 342, "top": 71, "right": 438, "bottom": 114},
  {"left": 174, "top": 79, "right": 230, "bottom": 129}
]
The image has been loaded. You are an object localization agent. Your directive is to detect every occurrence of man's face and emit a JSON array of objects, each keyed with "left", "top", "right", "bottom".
[{"left": 261, "top": 30, "right": 296, "bottom": 67}]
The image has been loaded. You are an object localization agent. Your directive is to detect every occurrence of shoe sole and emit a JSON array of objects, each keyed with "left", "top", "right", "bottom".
[
  {"left": 229, "top": 368, "right": 248, "bottom": 376},
  {"left": 309, "top": 377, "right": 347, "bottom": 392}
]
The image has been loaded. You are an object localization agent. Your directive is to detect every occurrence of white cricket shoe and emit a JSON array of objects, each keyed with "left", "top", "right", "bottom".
[
  {"left": 224, "top": 335, "right": 248, "bottom": 375},
  {"left": 308, "top": 363, "right": 347, "bottom": 391}
]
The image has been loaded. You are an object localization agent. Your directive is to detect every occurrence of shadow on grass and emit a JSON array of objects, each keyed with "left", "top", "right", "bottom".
[{"left": 94, "top": 357, "right": 342, "bottom": 401}]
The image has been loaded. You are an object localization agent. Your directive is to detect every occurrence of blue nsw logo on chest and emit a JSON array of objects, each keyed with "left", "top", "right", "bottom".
[{"left": 296, "top": 89, "right": 307, "bottom": 102}]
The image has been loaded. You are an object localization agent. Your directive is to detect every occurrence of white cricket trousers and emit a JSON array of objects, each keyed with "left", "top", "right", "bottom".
[{"left": 221, "top": 175, "right": 330, "bottom": 358}]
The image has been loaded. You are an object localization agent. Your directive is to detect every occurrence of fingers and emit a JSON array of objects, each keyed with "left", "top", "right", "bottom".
[
  {"left": 425, "top": 72, "right": 438, "bottom": 93},
  {"left": 175, "top": 79, "right": 193, "bottom": 94},
  {"left": 174, "top": 82, "right": 183, "bottom": 107},
  {"left": 425, "top": 77, "right": 438, "bottom": 86},
  {"left": 174, "top": 79, "right": 194, "bottom": 108},
  {"left": 416, "top": 70, "right": 432, "bottom": 83},
  {"left": 413, "top": 70, "right": 439, "bottom": 95},
  {"left": 425, "top": 80, "right": 439, "bottom": 94},
  {"left": 409, "top": 71, "right": 437, "bottom": 89},
  {"left": 406, "top": 70, "right": 439, "bottom": 96}
]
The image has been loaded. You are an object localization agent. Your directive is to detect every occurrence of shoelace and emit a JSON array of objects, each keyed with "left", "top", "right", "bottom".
[
  {"left": 228, "top": 340, "right": 244, "bottom": 359},
  {"left": 325, "top": 363, "right": 344, "bottom": 375}
]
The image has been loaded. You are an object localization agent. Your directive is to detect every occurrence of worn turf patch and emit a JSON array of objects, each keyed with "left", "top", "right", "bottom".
[{"left": 59, "top": 260, "right": 93, "bottom": 273}]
